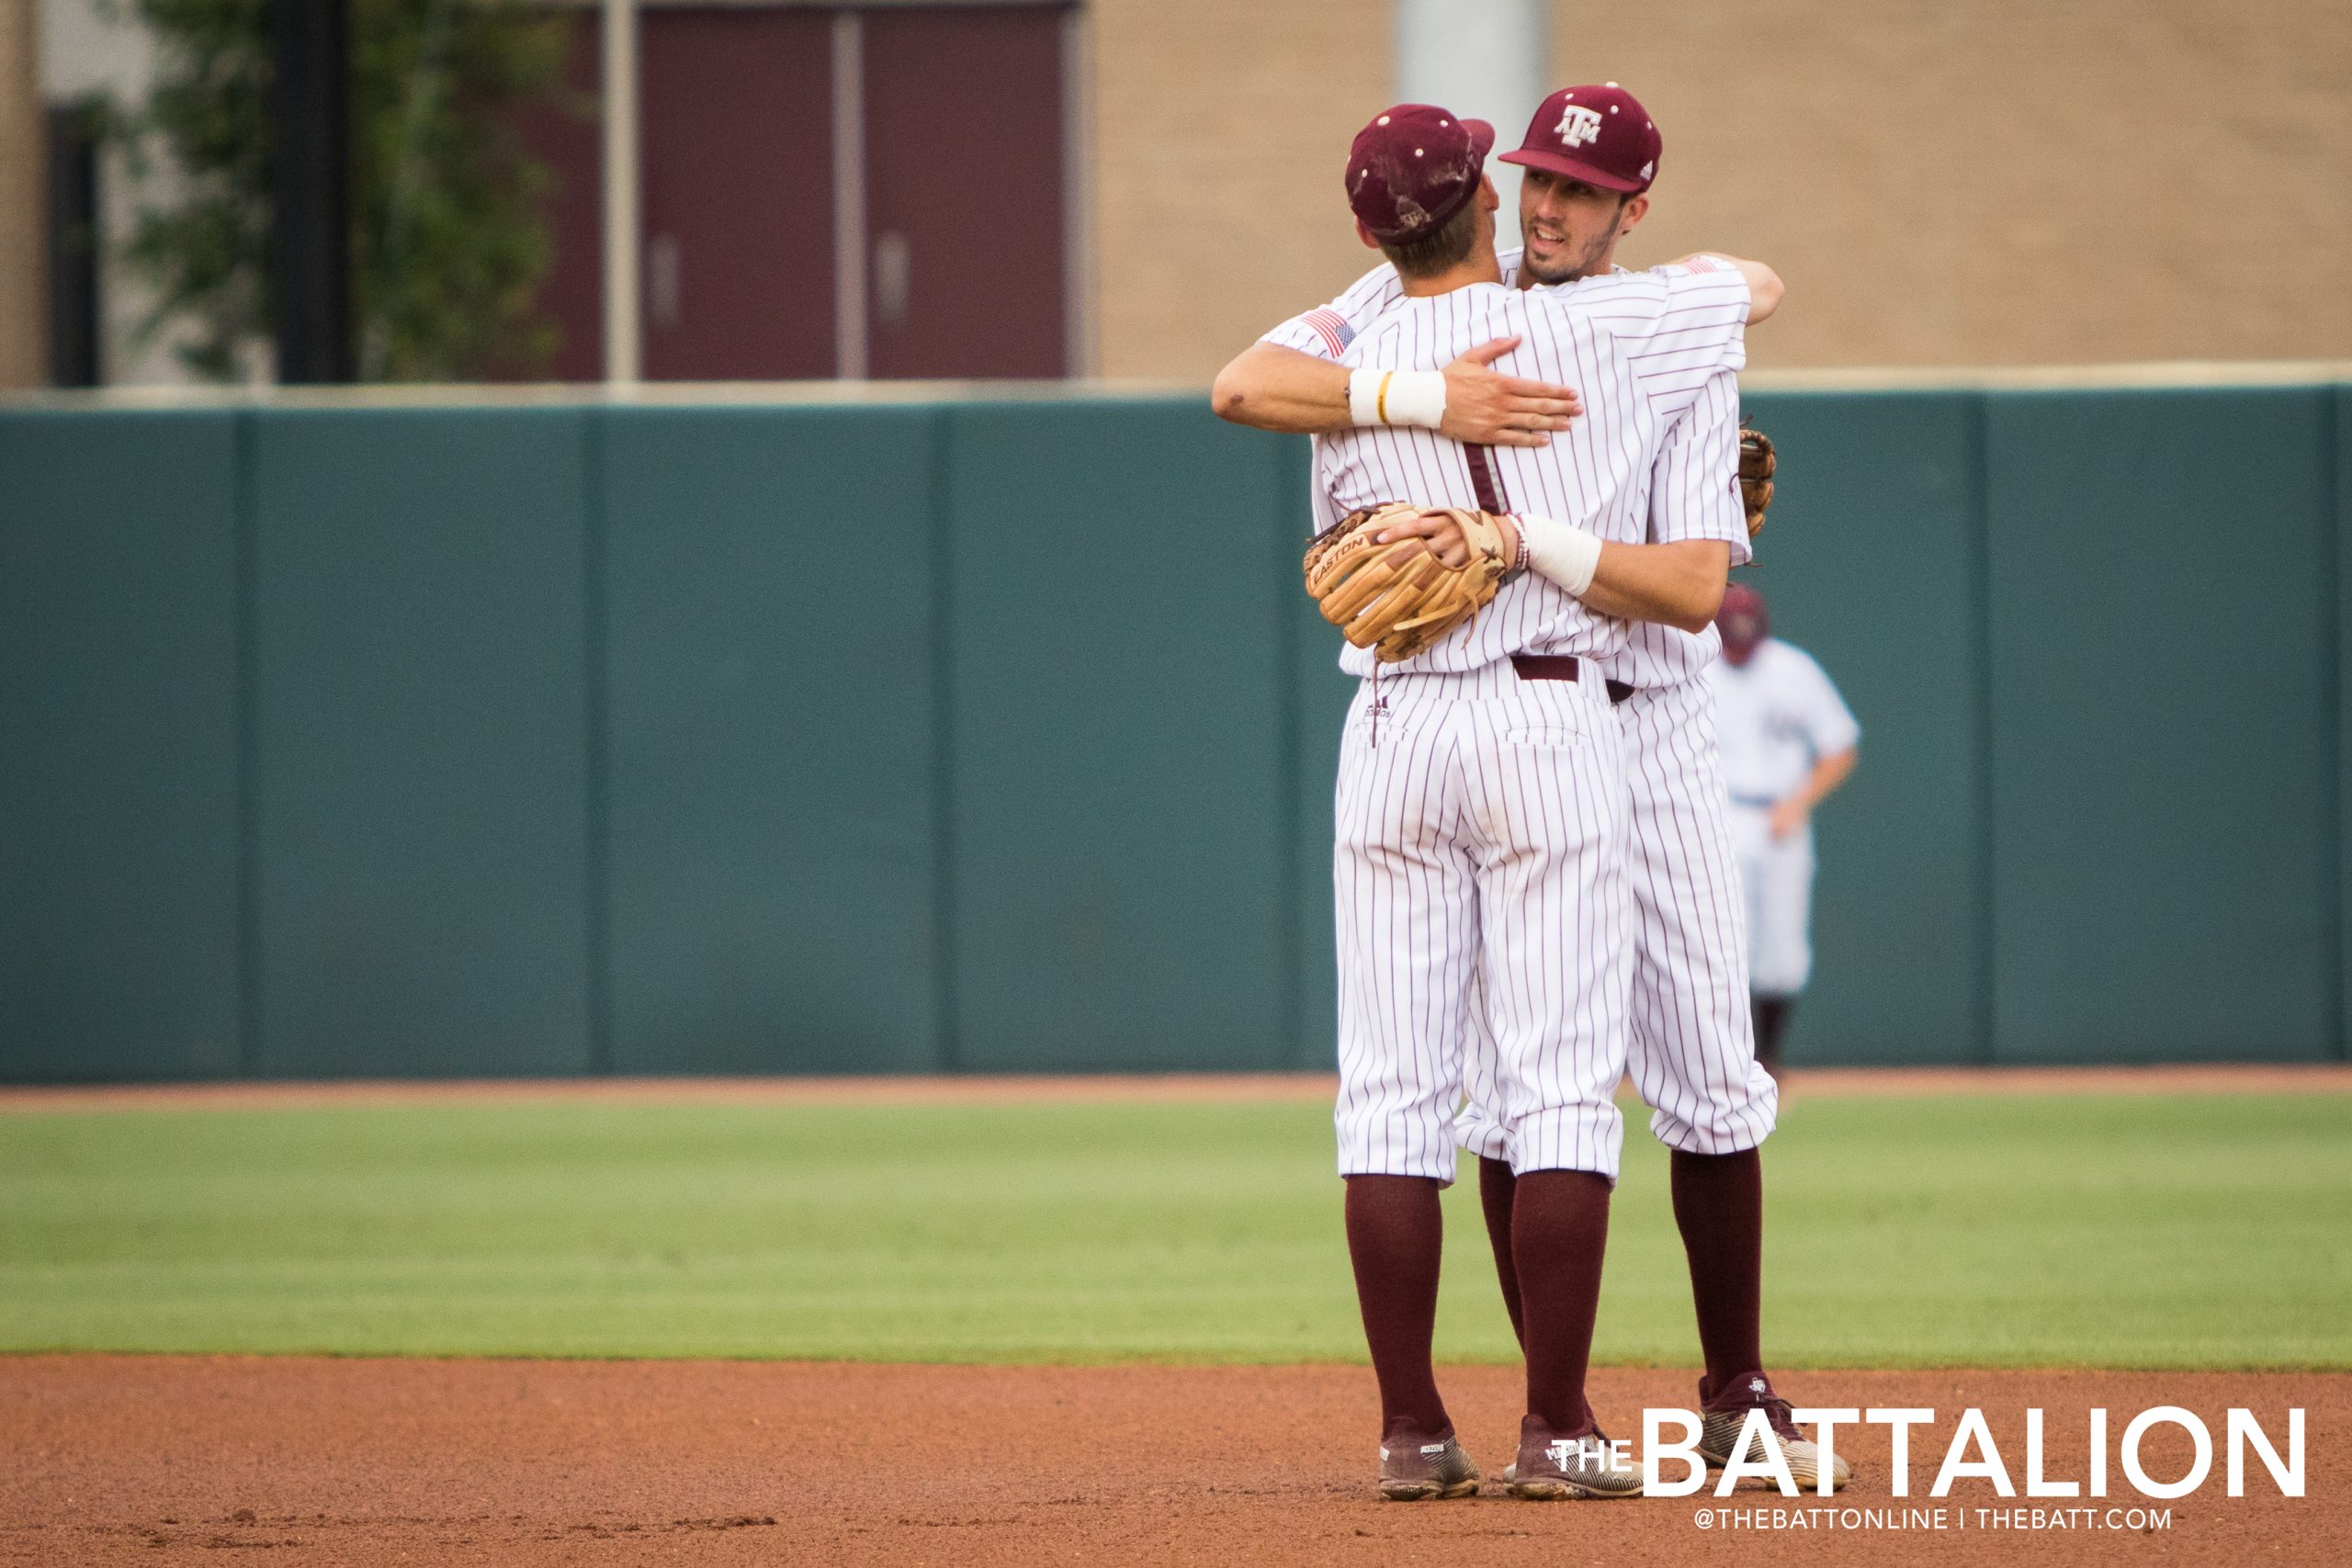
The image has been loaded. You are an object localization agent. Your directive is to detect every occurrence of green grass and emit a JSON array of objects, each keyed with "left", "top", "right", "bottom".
[{"left": 1, "top": 1092, "right": 2346, "bottom": 1368}]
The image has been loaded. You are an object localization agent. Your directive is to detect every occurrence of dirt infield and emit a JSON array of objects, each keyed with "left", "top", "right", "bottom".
[
  {"left": 6, "top": 1061, "right": 2349, "bottom": 1113},
  {"left": 2, "top": 1357, "right": 2335, "bottom": 1566}
]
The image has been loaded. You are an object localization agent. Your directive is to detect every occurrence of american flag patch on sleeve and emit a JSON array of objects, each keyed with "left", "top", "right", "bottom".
[{"left": 1302, "top": 308, "right": 1356, "bottom": 356}]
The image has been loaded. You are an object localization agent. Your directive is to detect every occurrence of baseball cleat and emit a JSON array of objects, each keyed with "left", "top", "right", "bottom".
[
  {"left": 1377, "top": 1429, "right": 1481, "bottom": 1501},
  {"left": 1505, "top": 1415, "right": 1643, "bottom": 1501},
  {"left": 1697, "top": 1371, "right": 1853, "bottom": 1493}
]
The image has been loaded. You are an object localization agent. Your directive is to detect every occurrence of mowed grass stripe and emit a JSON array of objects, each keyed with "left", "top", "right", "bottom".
[{"left": 0, "top": 1093, "right": 2343, "bottom": 1367}]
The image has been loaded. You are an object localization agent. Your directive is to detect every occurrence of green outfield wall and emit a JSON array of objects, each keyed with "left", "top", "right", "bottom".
[{"left": 2, "top": 380, "right": 2345, "bottom": 1080}]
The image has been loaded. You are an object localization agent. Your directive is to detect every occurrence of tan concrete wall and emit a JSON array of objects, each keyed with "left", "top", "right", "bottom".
[
  {"left": 1556, "top": 0, "right": 2352, "bottom": 370},
  {"left": 0, "top": 0, "right": 45, "bottom": 388},
  {"left": 1088, "top": 0, "right": 2352, "bottom": 377},
  {"left": 1089, "top": 0, "right": 1389, "bottom": 379}
]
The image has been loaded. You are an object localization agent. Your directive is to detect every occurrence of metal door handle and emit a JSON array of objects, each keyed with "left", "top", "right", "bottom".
[
  {"left": 646, "top": 234, "right": 682, "bottom": 328},
  {"left": 873, "top": 231, "right": 910, "bottom": 328}
]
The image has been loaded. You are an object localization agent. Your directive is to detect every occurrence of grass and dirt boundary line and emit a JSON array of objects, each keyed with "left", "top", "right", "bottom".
[{"left": 7, "top": 1061, "right": 2351, "bottom": 1114}]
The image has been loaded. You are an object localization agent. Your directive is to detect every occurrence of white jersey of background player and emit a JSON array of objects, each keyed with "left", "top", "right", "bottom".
[{"left": 1708, "top": 582, "right": 1860, "bottom": 1073}]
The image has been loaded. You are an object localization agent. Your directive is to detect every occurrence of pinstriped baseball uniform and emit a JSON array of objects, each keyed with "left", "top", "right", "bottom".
[
  {"left": 1312, "top": 268, "right": 1747, "bottom": 1182},
  {"left": 1271, "top": 254, "right": 1778, "bottom": 1168},
  {"left": 1462, "top": 367, "right": 1777, "bottom": 1160},
  {"left": 1270, "top": 251, "right": 1744, "bottom": 688}
]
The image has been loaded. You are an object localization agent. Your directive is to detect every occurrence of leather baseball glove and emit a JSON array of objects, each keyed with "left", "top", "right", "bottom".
[
  {"left": 1739, "top": 424, "right": 1775, "bottom": 539},
  {"left": 1303, "top": 502, "right": 1510, "bottom": 663}
]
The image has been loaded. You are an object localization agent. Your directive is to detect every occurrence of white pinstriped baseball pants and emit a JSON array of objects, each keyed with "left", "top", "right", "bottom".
[
  {"left": 1730, "top": 803, "right": 1817, "bottom": 996},
  {"left": 1332, "top": 660, "right": 1634, "bottom": 1184},
  {"left": 1458, "top": 676, "right": 1780, "bottom": 1167}
]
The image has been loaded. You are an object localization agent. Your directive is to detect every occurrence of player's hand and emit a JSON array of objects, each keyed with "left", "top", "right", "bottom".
[
  {"left": 1770, "top": 798, "right": 1809, "bottom": 840},
  {"left": 1439, "top": 338, "right": 1581, "bottom": 448},
  {"left": 1372, "top": 508, "right": 1518, "bottom": 571}
]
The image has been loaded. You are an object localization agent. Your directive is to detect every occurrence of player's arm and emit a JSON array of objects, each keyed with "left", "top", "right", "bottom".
[
  {"left": 1770, "top": 747, "right": 1858, "bottom": 839},
  {"left": 1374, "top": 514, "right": 1732, "bottom": 634},
  {"left": 1381, "top": 353, "right": 1748, "bottom": 629},
  {"left": 1770, "top": 661, "right": 1860, "bottom": 836},
  {"left": 1577, "top": 539, "right": 1734, "bottom": 632},
  {"left": 1210, "top": 343, "right": 1356, "bottom": 432},
  {"left": 1662, "top": 254, "right": 1784, "bottom": 322},
  {"left": 1212, "top": 340, "right": 1581, "bottom": 446}
]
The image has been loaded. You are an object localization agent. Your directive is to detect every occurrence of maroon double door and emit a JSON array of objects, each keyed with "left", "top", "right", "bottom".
[{"left": 528, "top": 4, "right": 1070, "bottom": 382}]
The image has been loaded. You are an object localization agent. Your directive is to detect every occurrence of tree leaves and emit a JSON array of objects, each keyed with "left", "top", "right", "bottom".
[{"left": 112, "top": 0, "right": 576, "bottom": 382}]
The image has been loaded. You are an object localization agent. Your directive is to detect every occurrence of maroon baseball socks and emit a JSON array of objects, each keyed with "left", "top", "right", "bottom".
[
  {"left": 1342, "top": 1173, "right": 1453, "bottom": 1438},
  {"left": 1481, "top": 1150, "right": 1767, "bottom": 1418},
  {"left": 1476, "top": 1156, "right": 1527, "bottom": 1348},
  {"left": 1670, "top": 1146, "right": 1766, "bottom": 1390},
  {"left": 1509, "top": 1168, "right": 1613, "bottom": 1436},
  {"left": 1356, "top": 1152, "right": 1762, "bottom": 1447}
]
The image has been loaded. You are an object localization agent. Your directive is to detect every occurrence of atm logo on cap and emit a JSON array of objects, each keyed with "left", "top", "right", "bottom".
[{"left": 1556, "top": 104, "right": 1602, "bottom": 147}]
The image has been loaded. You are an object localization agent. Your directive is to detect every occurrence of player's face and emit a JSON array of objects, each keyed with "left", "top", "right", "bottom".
[
  {"left": 1718, "top": 606, "right": 1765, "bottom": 665},
  {"left": 1519, "top": 169, "right": 1645, "bottom": 283}
]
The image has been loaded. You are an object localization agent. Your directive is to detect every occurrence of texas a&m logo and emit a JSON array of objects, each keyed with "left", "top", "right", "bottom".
[{"left": 1556, "top": 103, "right": 1603, "bottom": 148}]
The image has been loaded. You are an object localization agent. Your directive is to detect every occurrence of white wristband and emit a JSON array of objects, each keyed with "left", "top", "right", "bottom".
[
  {"left": 1516, "top": 511, "right": 1604, "bottom": 596},
  {"left": 1346, "top": 368, "right": 1447, "bottom": 430}
]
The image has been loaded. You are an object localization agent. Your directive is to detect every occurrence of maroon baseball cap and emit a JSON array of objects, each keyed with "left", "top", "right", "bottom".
[
  {"left": 1500, "top": 84, "right": 1662, "bottom": 194},
  {"left": 1346, "top": 104, "right": 1496, "bottom": 243},
  {"left": 1716, "top": 581, "right": 1769, "bottom": 660}
]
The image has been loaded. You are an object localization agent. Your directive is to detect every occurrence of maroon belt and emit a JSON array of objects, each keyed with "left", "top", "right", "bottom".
[{"left": 1511, "top": 654, "right": 1634, "bottom": 706}]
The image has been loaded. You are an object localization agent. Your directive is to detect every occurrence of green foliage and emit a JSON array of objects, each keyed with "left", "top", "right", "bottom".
[
  {"left": 2, "top": 1092, "right": 2347, "bottom": 1367},
  {"left": 113, "top": 0, "right": 272, "bottom": 380},
  {"left": 111, "top": 0, "right": 578, "bottom": 381}
]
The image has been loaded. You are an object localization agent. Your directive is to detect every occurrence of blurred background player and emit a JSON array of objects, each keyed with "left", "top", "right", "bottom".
[{"left": 1709, "top": 582, "right": 1860, "bottom": 1076}]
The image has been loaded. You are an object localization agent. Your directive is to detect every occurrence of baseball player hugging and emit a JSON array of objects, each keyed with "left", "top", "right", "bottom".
[{"left": 1215, "top": 85, "right": 1850, "bottom": 1502}]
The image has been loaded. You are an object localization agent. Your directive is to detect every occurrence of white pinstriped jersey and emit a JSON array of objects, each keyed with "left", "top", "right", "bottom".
[
  {"left": 1310, "top": 267, "right": 1747, "bottom": 676},
  {"left": 1269, "top": 251, "right": 1750, "bottom": 687}
]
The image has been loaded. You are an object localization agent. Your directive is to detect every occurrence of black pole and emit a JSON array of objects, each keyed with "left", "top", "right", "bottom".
[
  {"left": 44, "top": 102, "right": 102, "bottom": 388},
  {"left": 271, "top": 0, "right": 353, "bottom": 383}
]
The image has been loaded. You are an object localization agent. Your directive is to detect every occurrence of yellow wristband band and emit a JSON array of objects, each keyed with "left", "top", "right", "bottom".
[{"left": 1348, "top": 368, "right": 1443, "bottom": 429}]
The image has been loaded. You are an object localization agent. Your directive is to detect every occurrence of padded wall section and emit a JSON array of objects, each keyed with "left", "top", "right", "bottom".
[
  {"left": 6, "top": 388, "right": 2348, "bottom": 1082},
  {"left": 0, "top": 412, "right": 243, "bottom": 1080},
  {"left": 599, "top": 407, "right": 944, "bottom": 1073},
  {"left": 247, "top": 410, "right": 593, "bottom": 1077},
  {"left": 2339, "top": 384, "right": 2351, "bottom": 1061},
  {"left": 1740, "top": 391, "right": 1988, "bottom": 1065},
  {"left": 1985, "top": 388, "right": 2337, "bottom": 1062},
  {"left": 944, "top": 402, "right": 1294, "bottom": 1070}
]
